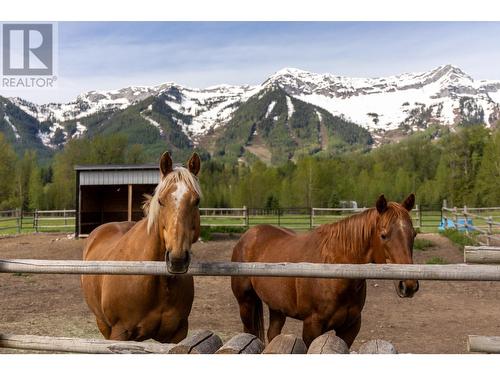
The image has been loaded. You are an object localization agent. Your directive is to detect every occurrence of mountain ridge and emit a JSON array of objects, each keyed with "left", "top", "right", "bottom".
[{"left": 2, "top": 64, "right": 499, "bottom": 163}]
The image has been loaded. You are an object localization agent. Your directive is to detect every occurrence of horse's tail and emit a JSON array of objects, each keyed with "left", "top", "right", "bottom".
[{"left": 253, "top": 296, "right": 265, "bottom": 343}]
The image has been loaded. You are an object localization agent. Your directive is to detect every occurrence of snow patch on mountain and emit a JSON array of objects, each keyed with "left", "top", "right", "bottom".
[
  {"left": 266, "top": 101, "right": 276, "bottom": 118},
  {"left": 286, "top": 96, "right": 294, "bottom": 119},
  {"left": 161, "top": 84, "right": 260, "bottom": 136},
  {"left": 4, "top": 115, "right": 20, "bottom": 139}
]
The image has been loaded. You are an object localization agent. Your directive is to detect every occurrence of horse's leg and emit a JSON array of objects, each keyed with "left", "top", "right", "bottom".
[
  {"left": 267, "top": 308, "right": 286, "bottom": 343},
  {"left": 232, "top": 276, "right": 265, "bottom": 340},
  {"left": 109, "top": 323, "right": 132, "bottom": 341},
  {"left": 335, "top": 315, "right": 361, "bottom": 348},
  {"left": 302, "top": 315, "right": 324, "bottom": 347},
  {"left": 95, "top": 317, "right": 111, "bottom": 339},
  {"left": 168, "top": 318, "right": 189, "bottom": 344}
]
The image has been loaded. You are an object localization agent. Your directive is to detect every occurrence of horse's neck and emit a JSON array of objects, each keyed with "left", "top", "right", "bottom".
[
  {"left": 127, "top": 220, "right": 164, "bottom": 261},
  {"left": 319, "top": 211, "right": 376, "bottom": 264}
]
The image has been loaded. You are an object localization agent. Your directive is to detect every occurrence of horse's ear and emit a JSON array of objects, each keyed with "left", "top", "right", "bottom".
[
  {"left": 187, "top": 152, "right": 201, "bottom": 176},
  {"left": 376, "top": 194, "right": 388, "bottom": 214},
  {"left": 159, "top": 151, "right": 173, "bottom": 178},
  {"left": 402, "top": 193, "right": 415, "bottom": 211}
]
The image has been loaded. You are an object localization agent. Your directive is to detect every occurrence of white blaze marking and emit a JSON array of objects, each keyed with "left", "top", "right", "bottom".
[{"left": 172, "top": 182, "right": 188, "bottom": 210}]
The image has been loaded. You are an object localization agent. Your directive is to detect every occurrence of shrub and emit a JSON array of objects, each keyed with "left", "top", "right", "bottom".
[
  {"left": 440, "top": 229, "right": 478, "bottom": 250},
  {"left": 413, "top": 238, "right": 434, "bottom": 251}
]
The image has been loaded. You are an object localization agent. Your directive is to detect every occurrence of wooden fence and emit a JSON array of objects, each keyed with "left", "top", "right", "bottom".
[
  {"left": 0, "top": 209, "right": 22, "bottom": 234},
  {"left": 2, "top": 258, "right": 500, "bottom": 280},
  {"left": 34, "top": 209, "right": 75, "bottom": 232},
  {"left": 0, "top": 330, "right": 397, "bottom": 354},
  {"left": 2, "top": 255, "right": 500, "bottom": 353},
  {"left": 200, "top": 207, "right": 248, "bottom": 227},
  {"left": 0, "top": 209, "right": 75, "bottom": 234},
  {"left": 442, "top": 206, "right": 500, "bottom": 245}
]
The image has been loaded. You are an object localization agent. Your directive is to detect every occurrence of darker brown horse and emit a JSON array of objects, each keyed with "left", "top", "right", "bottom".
[
  {"left": 81, "top": 151, "right": 201, "bottom": 343},
  {"left": 231, "top": 194, "right": 419, "bottom": 348}
]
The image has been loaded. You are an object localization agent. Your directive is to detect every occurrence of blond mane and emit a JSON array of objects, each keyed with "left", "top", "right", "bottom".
[{"left": 143, "top": 167, "right": 202, "bottom": 233}]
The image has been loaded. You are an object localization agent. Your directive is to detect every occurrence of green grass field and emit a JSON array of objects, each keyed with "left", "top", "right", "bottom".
[{"left": 1, "top": 209, "right": 497, "bottom": 236}]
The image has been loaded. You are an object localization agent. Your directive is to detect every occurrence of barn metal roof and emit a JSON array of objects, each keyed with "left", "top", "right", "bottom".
[
  {"left": 75, "top": 164, "right": 159, "bottom": 171},
  {"left": 76, "top": 165, "right": 161, "bottom": 186}
]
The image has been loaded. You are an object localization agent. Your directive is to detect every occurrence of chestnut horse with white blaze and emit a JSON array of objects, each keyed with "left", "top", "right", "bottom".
[
  {"left": 81, "top": 152, "right": 201, "bottom": 342},
  {"left": 231, "top": 194, "right": 419, "bottom": 348}
]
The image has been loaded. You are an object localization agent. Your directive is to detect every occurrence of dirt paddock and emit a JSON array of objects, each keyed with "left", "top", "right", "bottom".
[{"left": 1, "top": 232, "right": 500, "bottom": 354}]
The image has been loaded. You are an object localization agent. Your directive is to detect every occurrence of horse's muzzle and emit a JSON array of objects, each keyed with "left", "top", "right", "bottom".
[
  {"left": 395, "top": 280, "right": 419, "bottom": 298},
  {"left": 165, "top": 250, "right": 191, "bottom": 274}
]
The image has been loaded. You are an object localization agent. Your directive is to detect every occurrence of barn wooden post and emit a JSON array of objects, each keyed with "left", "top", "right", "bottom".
[{"left": 127, "top": 184, "right": 133, "bottom": 222}]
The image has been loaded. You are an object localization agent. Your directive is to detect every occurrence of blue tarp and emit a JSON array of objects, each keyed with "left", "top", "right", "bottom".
[{"left": 438, "top": 217, "right": 474, "bottom": 232}]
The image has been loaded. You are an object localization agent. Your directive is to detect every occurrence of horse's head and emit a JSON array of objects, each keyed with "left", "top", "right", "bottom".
[
  {"left": 147, "top": 151, "right": 202, "bottom": 274},
  {"left": 371, "top": 193, "right": 419, "bottom": 298}
]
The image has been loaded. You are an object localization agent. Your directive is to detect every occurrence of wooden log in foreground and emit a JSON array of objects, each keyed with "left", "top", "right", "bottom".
[
  {"left": 464, "top": 248, "right": 500, "bottom": 264},
  {"left": 468, "top": 335, "right": 500, "bottom": 353},
  {"left": 263, "top": 334, "right": 307, "bottom": 354},
  {"left": 215, "top": 333, "right": 264, "bottom": 354},
  {"left": 358, "top": 339, "right": 398, "bottom": 354},
  {"left": 0, "top": 333, "right": 174, "bottom": 354},
  {"left": 307, "top": 331, "right": 349, "bottom": 354},
  {"left": 169, "top": 330, "right": 222, "bottom": 354},
  {"left": 2, "top": 259, "right": 500, "bottom": 281}
]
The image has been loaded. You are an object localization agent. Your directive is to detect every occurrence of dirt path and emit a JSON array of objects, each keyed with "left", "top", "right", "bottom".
[{"left": 1, "top": 233, "right": 499, "bottom": 353}]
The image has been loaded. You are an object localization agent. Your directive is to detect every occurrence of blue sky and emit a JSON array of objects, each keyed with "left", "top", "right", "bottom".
[{"left": 5, "top": 22, "right": 500, "bottom": 103}]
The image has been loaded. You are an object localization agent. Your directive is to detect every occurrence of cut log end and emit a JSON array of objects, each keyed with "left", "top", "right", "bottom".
[
  {"left": 263, "top": 334, "right": 307, "bottom": 354},
  {"left": 169, "top": 330, "right": 222, "bottom": 354},
  {"left": 215, "top": 333, "right": 264, "bottom": 354},
  {"left": 307, "top": 331, "right": 349, "bottom": 354},
  {"left": 358, "top": 339, "right": 398, "bottom": 354}
]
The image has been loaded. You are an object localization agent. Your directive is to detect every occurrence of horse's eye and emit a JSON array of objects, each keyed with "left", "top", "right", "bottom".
[
  {"left": 194, "top": 198, "right": 200, "bottom": 206},
  {"left": 381, "top": 234, "right": 387, "bottom": 240},
  {"left": 158, "top": 199, "right": 165, "bottom": 207}
]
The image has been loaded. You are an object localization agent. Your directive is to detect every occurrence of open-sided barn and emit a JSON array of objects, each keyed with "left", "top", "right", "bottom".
[{"left": 74, "top": 165, "right": 160, "bottom": 236}]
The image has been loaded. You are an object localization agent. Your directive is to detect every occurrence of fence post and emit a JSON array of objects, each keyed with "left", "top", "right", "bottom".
[
  {"left": 463, "top": 205, "right": 468, "bottom": 232},
  {"left": 277, "top": 208, "right": 281, "bottom": 227},
  {"left": 243, "top": 206, "right": 249, "bottom": 228},
  {"left": 309, "top": 207, "right": 313, "bottom": 229},
  {"left": 35, "top": 210, "right": 38, "bottom": 233},
  {"left": 16, "top": 208, "right": 20, "bottom": 234},
  {"left": 64, "top": 209, "right": 67, "bottom": 226},
  {"left": 487, "top": 216, "right": 493, "bottom": 246},
  {"left": 19, "top": 209, "right": 23, "bottom": 234},
  {"left": 453, "top": 207, "right": 458, "bottom": 229}
]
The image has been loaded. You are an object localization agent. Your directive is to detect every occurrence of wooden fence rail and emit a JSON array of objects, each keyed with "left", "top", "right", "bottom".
[
  {"left": 442, "top": 206, "right": 500, "bottom": 245},
  {"left": 468, "top": 335, "right": 500, "bottom": 353},
  {"left": 464, "top": 246, "right": 500, "bottom": 264},
  {"left": 0, "top": 333, "right": 174, "bottom": 354},
  {"left": 2, "top": 259, "right": 500, "bottom": 281}
]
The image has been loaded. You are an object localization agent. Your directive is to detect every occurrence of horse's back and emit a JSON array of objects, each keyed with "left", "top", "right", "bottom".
[
  {"left": 232, "top": 224, "right": 316, "bottom": 263},
  {"left": 83, "top": 221, "right": 136, "bottom": 261}
]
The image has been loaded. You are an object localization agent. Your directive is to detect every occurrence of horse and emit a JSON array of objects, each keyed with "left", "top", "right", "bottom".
[
  {"left": 81, "top": 151, "right": 202, "bottom": 343},
  {"left": 231, "top": 194, "right": 419, "bottom": 348}
]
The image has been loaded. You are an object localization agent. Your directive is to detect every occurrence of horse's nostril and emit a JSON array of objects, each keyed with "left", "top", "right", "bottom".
[{"left": 399, "top": 281, "right": 405, "bottom": 291}]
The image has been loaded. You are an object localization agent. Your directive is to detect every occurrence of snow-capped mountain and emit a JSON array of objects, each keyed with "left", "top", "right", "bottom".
[
  {"left": 6, "top": 64, "right": 500, "bottom": 150},
  {"left": 10, "top": 83, "right": 260, "bottom": 148},
  {"left": 265, "top": 65, "right": 500, "bottom": 131}
]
